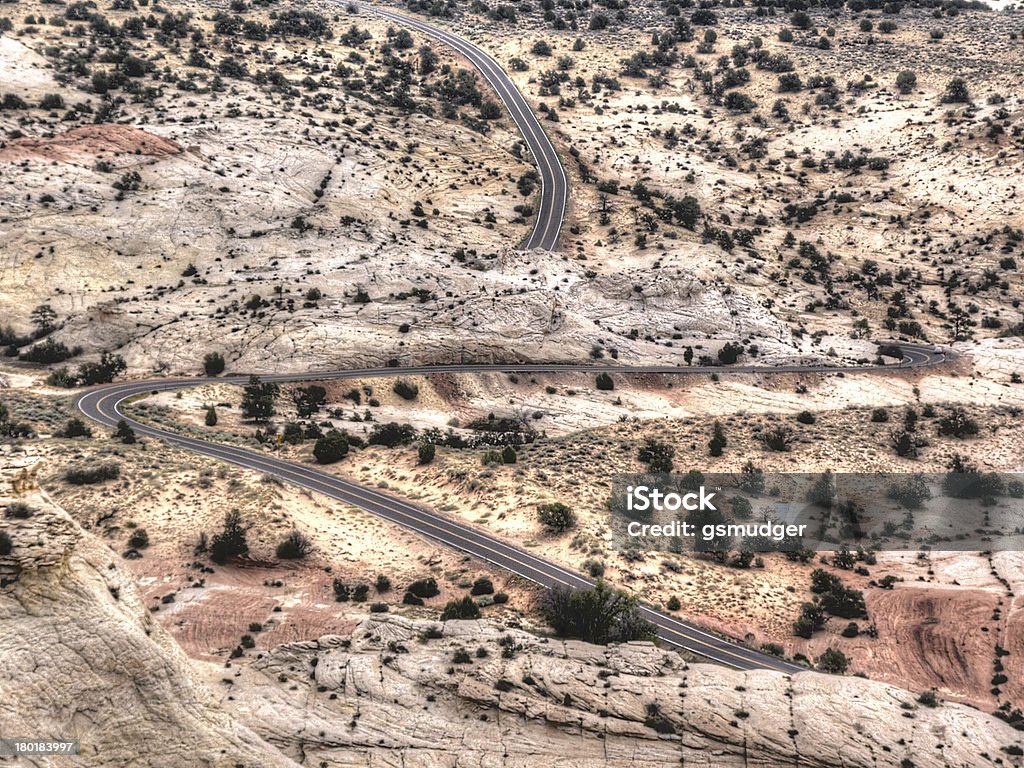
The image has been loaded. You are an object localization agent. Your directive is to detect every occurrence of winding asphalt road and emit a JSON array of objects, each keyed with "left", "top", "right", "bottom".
[
  {"left": 72, "top": 10, "right": 947, "bottom": 673},
  {"left": 75, "top": 346, "right": 943, "bottom": 675},
  {"left": 356, "top": 2, "right": 567, "bottom": 251}
]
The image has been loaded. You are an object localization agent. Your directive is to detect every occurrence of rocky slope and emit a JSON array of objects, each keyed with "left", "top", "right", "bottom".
[
  {"left": 215, "top": 615, "right": 1023, "bottom": 768},
  {"left": 3, "top": 457, "right": 1023, "bottom": 767},
  {"left": 0, "top": 456, "right": 297, "bottom": 768}
]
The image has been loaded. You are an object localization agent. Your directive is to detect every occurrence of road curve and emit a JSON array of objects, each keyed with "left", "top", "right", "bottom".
[
  {"left": 355, "top": 2, "right": 567, "bottom": 251},
  {"left": 74, "top": 345, "right": 944, "bottom": 675}
]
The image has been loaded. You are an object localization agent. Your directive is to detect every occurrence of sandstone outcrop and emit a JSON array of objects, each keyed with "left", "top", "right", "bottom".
[{"left": 218, "top": 615, "right": 1024, "bottom": 768}]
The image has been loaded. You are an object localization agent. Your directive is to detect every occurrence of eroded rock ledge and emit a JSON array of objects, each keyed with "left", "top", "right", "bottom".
[{"left": 219, "top": 615, "right": 1023, "bottom": 768}]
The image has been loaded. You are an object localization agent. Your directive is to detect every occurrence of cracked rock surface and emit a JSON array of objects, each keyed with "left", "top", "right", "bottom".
[{"left": 215, "top": 616, "right": 1023, "bottom": 768}]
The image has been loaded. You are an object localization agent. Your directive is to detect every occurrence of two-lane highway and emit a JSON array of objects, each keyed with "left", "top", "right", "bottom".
[
  {"left": 76, "top": 346, "right": 944, "bottom": 675},
  {"left": 354, "top": 2, "right": 567, "bottom": 251}
]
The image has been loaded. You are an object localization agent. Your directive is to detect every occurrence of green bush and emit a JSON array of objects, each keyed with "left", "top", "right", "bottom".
[
  {"left": 114, "top": 420, "right": 137, "bottom": 444},
  {"left": 313, "top": 430, "right": 349, "bottom": 464},
  {"left": 418, "top": 443, "right": 436, "bottom": 465},
  {"left": 470, "top": 577, "right": 494, "bottom": 596},
  {"left": 817, "top": 647, "right": 850, "bottom": 674},
  {"left": 538, "top": 502, "right": 576, "bottom": 533},
  {"left": 58, "top": 418, "right": 93, "bottom": 438},
  {"left": 203, "top": 352, "right": 226, "bottom": 376},
  {"left": 64, "top": 463, "right": 120, "bottom": 485},
  {"left": 407, "top": 577, "right": 440, "bottom": 598},
  {"left": 276, "top": 529, "right": 312, "bottom": 559},
  {"left": 368, "top": 422, "right": 416, "bottom": 447},
  {"left": 539, "top": 581, "right": 655, "bottom": 644},
  {"left": 393, "top": 380, "right": 419, "bottom": 400},
  {"left": 441, "top": 596, "right": 481, "bottom": 620}
]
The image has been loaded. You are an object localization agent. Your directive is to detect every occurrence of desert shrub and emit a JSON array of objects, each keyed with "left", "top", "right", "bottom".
[
  {"left": 76, "top": 352, "right": 127, "bottom": 385},
  {"left": 45, "top": 367, "right": 77, "bottom": 388},
  {"left": 203, "top": 351, "right": 226, "bottom": 376},
  {"left": 937, "top": 407, "right": 978, "bottom": 438},
  {"left": 793, "top": 602, "right": 825, "bottom": 638},
  {"left": 795, "top": 410, "right": 816, "bottom": 424},
  {"left": 368, "top": 422, "right": 416, "bottom": 447},
  {"left": 708, "top": 421, "right": 727, "bottom": 456},
  {"left": 292, "top": 385, "right": 326, "bottom": 417},
  {"left": 940, "top": 77, "right": 970, "bottom": 103},
  {"left": 470, "top": 577, "right": 494, "bottom": 596},
  {"left": 758, "top": 426, "right": 793, "bottom": 452},
  {"left": 666, "top": 595, "right": 681, "bottom": 611},
  {"left": 407, "top": 577, "right": 440, "bottom": 598},
  {"left": 333, "top": 579, "right": 351, "bottom": 602},
  {"left": 638, "top": 438, "right": 674, "bottom": 472},
  {"left": 58, "top": 418, "right": 93, "bottom": 438},
  {"left": 539, "top": 581, "right": 655, "bottom": 644},
  {"left": 241, "top": 375, "right": 278, "bottom": 421},
  {"left": 896, "top": 70, "right": 917, "bottom": 94},
  {"left": 375, "top": 574, "right": 391, "bottom": 592},
  {"left": 313, "top": 430, "right": 349, "bottom": 464},
  {"left": 537, "top": 502, "right": 576, "bottom": 533},
  {"left": 441, "top": 596, "right": 481, "bottom": 620},
  {"left": 418, "top": 443, "right": 436, "bottom": 464},
  {"left": 821, "top": 584, "right": 867, "bottom": 619},
  {"left": 19, "top": 338, "right": 80, "bottom": 364},
  {"left": 886, "top": 474, "right": 932, "bottom": 509},
  {"left": 276, "top": 529, "right": 312, "bottom": 559},
  {"left": 205, "top": 406, "right": 218, "bottom": 426},
  {"left": 595, "top": 372, "right": 614, "bottom": 390},
  {"left": 392, "top": 380, "right": 419, "bottom": 400},
  {"left": 114, "top": 420, "right": 137, "bottom": 444},
  {"left": 817, "top": 647, "right": 850, "bottom": 674},
  {"left": 64, "top": 463, "right": 120, "bottom": 485},
  {"left": 128, "top": 528, "right": 150, "bottom": 549},
  {"left": 724, "top": 91, "right": 756, "bottom": 112},
  {"left": 918, "top": 690, "right": 938, "bottom": 707},
  {"left": 0, "top": 531, "right": 11, "bottom": 556},
  {"left": 691, "top": 8, "right": 717, "bottom": 24},
  {"left": 4, "top": 502, "right": 35, "bottom": 520},
  {"left": 871, "top": 408, "right": 890, "bottom": 423},
  {"left": 369, "top": 602, "right": 389, "bottom": 613}
]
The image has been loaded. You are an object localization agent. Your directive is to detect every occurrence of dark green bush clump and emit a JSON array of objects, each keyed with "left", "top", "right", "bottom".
[{"left": 64, "top": 463, "right": 120, "bottom": 485}]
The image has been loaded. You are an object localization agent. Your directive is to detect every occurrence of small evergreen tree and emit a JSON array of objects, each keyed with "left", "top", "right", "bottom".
[
  {"left": 114, "top": 420, "right": 137, "bottom": 444},
  {"left": 210, "top": 510, "right": 249, "bottom": 563},
  {"left": 241, "top": 375, "right": 279, "bottom": 421},
  {"left": 203, "top": 352, "right": 226, "bottom": 376}
]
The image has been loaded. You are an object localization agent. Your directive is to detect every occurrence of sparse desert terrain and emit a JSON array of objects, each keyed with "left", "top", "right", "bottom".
[{"left": 2, "top": 0, "right": 1024, "bottom": 764}]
